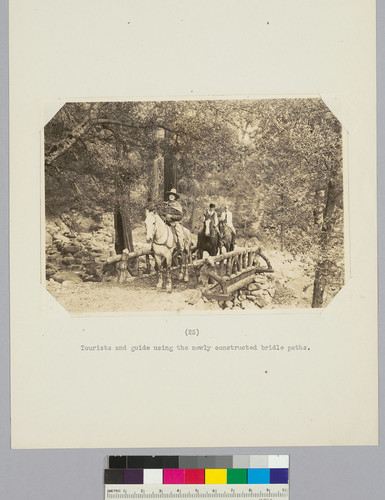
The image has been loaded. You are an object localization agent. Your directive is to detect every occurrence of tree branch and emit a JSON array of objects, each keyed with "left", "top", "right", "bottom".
[{"left": 45, "top": 103, "right": 102, "bottom": 167}]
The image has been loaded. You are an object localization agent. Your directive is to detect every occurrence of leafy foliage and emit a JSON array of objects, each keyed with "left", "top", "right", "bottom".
[{"left": 45, "top": 98, "right": 344, "bottom": 306}]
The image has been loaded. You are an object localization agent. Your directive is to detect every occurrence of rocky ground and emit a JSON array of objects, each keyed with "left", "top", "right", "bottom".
[
  {"left": 45, "top": 212, "right": 315, "bottom": 314},
  {"left": 45, "top": 210, "right": 115, "bottom": 284}
]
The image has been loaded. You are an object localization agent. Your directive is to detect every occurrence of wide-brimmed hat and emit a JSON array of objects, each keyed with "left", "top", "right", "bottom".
[{"left": 165, "top": 188, "right": 180, "bottom": 200}]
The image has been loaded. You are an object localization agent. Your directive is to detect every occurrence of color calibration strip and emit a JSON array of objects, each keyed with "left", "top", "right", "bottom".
[{"left": 105, "top": 455, "right": 289, "bottom": 485}]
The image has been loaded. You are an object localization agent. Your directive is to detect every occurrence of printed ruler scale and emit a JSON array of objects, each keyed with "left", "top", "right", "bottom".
[
  {"left": 105, "top": 485, "right": 289, "bottom": 499},
  {"left": 105, "top": 455, "right": 289, "bottom": 500}
]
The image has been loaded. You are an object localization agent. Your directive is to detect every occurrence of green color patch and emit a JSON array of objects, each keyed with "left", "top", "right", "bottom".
[{"left": 227, "top": 469, "right": 247, "bottom": 484}]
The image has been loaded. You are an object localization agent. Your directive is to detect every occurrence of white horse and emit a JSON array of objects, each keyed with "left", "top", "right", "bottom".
[{"left": 145, "top": 209, "right": 192, "bottom": 292}]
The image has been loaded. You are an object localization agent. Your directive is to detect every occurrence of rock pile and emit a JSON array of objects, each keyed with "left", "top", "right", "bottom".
[
  {"left": 219, "top": 273, "right": 275, "bottom": 310},
  {"left": 45, "top": 211, "right": 114, "bottom": 284}
]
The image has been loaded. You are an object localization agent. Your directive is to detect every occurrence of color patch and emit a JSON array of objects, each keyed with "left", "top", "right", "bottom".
[
  {"left": 105, "top": 469, "right": 124, "bottom": 484},
  {"left": 250, "top": 455, "right": 269, "bottom": 468},
  {"left": 159, "top": 457, "right": 180, "bottom": 469},
  {"left": 197, "top": 456, "right": 216, "bottom": 468},
  {"left": 227, "top": 469, "right": 247, "bottom": 484},
  {"left": 143, "top": 469, "right": 163, "bottom": 484},
  {"left": 124, "top": 469, "right": 143, "bottom": 484},
  {"left": 205, "top": 469, "right": 227, "bottom": 484},
  {"left": 163, "top": 469, "right": 185, "bottom": 484},
  {"left": 248, "top": 469, "right": 270, "bottom": 484},
  {"left": 268, "top": 456, "right": 289, "bottom": 468},
  {"left": 127, "top": 456, "right": 178, "bottom": 469},
  {"left": 233, "top": 455, "right": 250, "bottom": 469},
  {"left": 109, "top": 456, "right": 127, "bottom": 469},
  {"left": 214, "top": 456, "right": 233, "bottom": 468},
  {"left": 184, "top": 469, "right": 205, "bottom": 484},
  {"left": 270, "top": 468, "right": 289, "bottom": 484},
  {"left": 179, "top": 456, "right": 198, "bottom": 469}
]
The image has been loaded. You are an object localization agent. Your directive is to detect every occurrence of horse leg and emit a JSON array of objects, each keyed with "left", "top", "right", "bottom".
[
  {"left": 189, "top": 244, "right": 193, "bottom": 264},
  {"left": 165, "top": 261, "right": 172, "bottom": 293},
  {"left": 178, "top": 250, "right": 183, "bottom": 281},
  {"left": 183, "top": 249, "right": 189, "bottom": 282},
  {"left": 179, "top": 251, "right": 186, "bottom": 281},
  {"left": 183, "top": 258, "right": 189, "bottom": 282},
  {"left": 155, "top": 259, "right": 163, "bottom": 289}
]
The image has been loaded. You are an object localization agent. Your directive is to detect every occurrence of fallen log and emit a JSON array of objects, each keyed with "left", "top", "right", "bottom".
[{"left": 106, "top": 247, "right": 153, "bottom": 264}]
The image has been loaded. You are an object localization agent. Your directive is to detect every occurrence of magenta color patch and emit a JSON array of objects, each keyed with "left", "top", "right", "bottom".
[{"left": 163, "top": 469, "right": 185, "bottom": 484}]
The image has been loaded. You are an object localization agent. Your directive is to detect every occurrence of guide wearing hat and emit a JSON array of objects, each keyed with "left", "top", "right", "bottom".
[
  {"left": 203, "top": 202, "right": 219, "bottom": 233},
  {"left": 164, "top": 188, "right": 184, "bottom": 249}
]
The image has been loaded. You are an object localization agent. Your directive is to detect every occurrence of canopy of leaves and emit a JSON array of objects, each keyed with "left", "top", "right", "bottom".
[{"left": 45, "top": 98, "right": 344, "bottom": 297}]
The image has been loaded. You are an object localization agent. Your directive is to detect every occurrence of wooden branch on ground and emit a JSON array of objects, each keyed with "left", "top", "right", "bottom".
[{"left": 106, "top": 247, "right": 153, "bottom": 264}]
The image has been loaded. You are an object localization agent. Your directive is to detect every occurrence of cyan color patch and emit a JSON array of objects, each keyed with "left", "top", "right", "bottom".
[{"left": 248, "top": 468, "right": 270, "bottom": 484}]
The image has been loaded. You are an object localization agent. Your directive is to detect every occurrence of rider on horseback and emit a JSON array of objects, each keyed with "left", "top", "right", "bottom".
[
  {"left": 164, "top": 188, "right": 184, "bottom": 250},
  {"left": 220, "top": 204, "right": 236, "bottom": 246},
  {"left": 203, "top": 203, "right": 219, "bottom": 235}
]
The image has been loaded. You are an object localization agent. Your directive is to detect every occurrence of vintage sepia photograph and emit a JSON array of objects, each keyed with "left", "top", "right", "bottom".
[
  {"left": 44, "top": 98, "right": 345, "bottom": 314},
  {"left": 11, "top": 0, "right": 378, "bottom": 456}
]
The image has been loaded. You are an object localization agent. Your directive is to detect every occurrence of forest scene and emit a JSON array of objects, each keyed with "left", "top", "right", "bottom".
[{"left": 44, "top": 98, "right": 345, "bottom": 313}]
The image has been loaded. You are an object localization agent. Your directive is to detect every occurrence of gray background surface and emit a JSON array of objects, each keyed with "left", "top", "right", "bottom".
[{"left": 1, "top": 1, "right": 384, "bottom": 498}]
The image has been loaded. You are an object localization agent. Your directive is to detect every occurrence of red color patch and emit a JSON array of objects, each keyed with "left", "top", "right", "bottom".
[{"left": 184, "top": 469, "right": 205, "bottom": 484}]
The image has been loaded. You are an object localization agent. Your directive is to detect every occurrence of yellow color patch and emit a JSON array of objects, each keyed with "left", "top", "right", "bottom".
[{"left": 205, "top": 469, "right": 227, "bottom": 484}]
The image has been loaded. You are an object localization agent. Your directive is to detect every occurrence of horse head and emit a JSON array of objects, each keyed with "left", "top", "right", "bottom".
[
  {"left": 218, "top": 220, "right": 226, "bottom": 238},
  {"left": 145, "top": 209, "right": 157, "bottom": 243},
  {"left": 204, "top": 215, "right": 213, "bottom": 237}
]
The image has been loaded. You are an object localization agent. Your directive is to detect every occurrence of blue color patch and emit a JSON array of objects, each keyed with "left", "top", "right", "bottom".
[
  {"left": 248, "top": 468, "right": 270, "bottom": 484},
  {"left": 270, "top": 468, "right": 289, "bottom": 484}
]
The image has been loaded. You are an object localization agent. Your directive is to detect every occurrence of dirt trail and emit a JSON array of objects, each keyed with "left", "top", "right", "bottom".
[
  {"left": 45, "top": 214, "right": 316, "bottom": 314},
  {"left": 46, "top": 249, "right": 314, "bottom": 314},
  {"left": 47, "top": 273, "right": 220, "bottom": 314}
]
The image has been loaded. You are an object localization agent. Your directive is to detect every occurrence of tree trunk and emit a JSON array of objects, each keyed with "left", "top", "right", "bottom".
[
  {"left": 149, "top": 127, "right": 164, "bottom": 204},
  {"left": 163, "top": 130, "right": 178, "bottom": 200},
  {"left": 311, "top": 265, "right": 325, "bottom": 308},
  {"left": 153, "top": 157, "right": 160, "bottom": 200},
  {"left": 119, "top": 186, "right": 134, "bottom": 252},
  {"left": 114, "top": 209, "right": 125, "bottom": 255},
  {"left": 311, "top": 179, "right": 340, "bottom": 308},
  {"left": 113, "top": 135, "right": 134, "bottom": 253},
  {"left": 313, "top": 189, "right": 326, "bottom": 227},
  {"left": 251, "top": 199, "right": 265, "bottom": 234},
  {"left": 280, "top": 193, "right": 285, "bottom": 251},
  {"left": 164, "top": 153, "right": 177, "bottom": 200},
  {"left": 190, "top": 180, "right": 199, "bottom": 231},
  {"left": 148, "top": 156, "right": 162, "bottom": 203},
  {"left": 280, "top": 223, "right": 285, "bottom": 252}
]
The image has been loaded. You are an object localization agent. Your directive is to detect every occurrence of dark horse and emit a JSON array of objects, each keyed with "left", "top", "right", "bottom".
[
  {"left": 196, "top": 213, "right": 220, "bottom": 258},
  {"left": 218, "top": 220, "right": 235, "bottom": 253}
]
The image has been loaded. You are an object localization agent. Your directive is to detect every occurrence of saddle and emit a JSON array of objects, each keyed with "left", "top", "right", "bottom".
[{"left": 167, "top": 220, "right": 184, "bottom": 251}]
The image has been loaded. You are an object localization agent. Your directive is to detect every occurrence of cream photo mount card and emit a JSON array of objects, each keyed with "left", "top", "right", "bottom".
[{"left": 10, "top": 0, "right": 377, "bottom": 448}]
